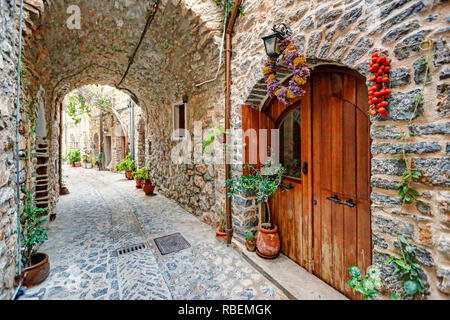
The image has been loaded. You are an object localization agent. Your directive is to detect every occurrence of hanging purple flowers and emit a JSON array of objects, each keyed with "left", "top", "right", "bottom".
[{"left": 263, "top": 36, "right": 310, "bottom": 104}]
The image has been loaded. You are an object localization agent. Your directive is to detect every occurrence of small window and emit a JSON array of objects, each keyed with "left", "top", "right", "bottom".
[
  {"left": 172, "top": 103, "right": 186, "bottom": 139},
  {"left": 279, "top": 108, "right": 301, "bottom": 178}
]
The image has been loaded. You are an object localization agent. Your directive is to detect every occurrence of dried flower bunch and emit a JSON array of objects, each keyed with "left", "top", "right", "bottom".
[{"left": 263, "top": 37, "right": 310, "bottom": 104}]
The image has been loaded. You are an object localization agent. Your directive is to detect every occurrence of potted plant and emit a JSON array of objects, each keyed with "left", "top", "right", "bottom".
[
  {"left": 216, "top": 212, "right": 227, "bottom": 241},
  {"left": 21, "top": 191, "right": 50, "bottom": 288},
  {"left": 226, "top": 161, "right": 285, "bottom": 259},
  {"left": 246, "top": 230, "right": 256, "bottom": 252},
  {"left": 133, "top": 167, "right": 149, "bottom": 189},
  {"left": 90, "top": 155, "right": 97, "bottom": 169},
  {"left": 81, "top": 154, "right": 90, "bottom": 168},
  {"left": 115, "top": 154, "right": 135, "bottom": 180},
  {"left": 67, "top": 149, "right": 81, "bottom": 167}
]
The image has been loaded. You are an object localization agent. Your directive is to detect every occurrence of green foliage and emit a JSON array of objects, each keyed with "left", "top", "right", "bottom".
[
  {"left": 226, "top": 161, "right": 285, "bottom": 226},
  {"left": 65, "top": 85, "right": 114, "bottom": 124},
  {"left": 385, "top": 235, "right": 426, "bottom": 298},
  {"left": 215, "top": 0, "right": 245, "bottom": 25},
  {"left": 114, "top": 154, "right": 136, "bottom": 172},
  {"left": 347, "top": 266, "right": 382, "bottom": 300},
  {"left": 90, "top": 155, "right": 98, "bottom": 166},
  {"left": 21, "top": 191, "right": 48, "bottom": 267},
  {"left": 133, "top": 167, "right": 149, "bottom": 181},
  {"left": 246, "top": 230, "right": 255, "bottom": 242},
  {"left": 81, "top": 154, "right": 89, "bottom": 163},
  {"left": 397, "top": 168, "right": 422, "bottom": 203},
  {"left": 67, "top": 149, "right": 81, "bottom": 165},
  {"left": 203, "top": 126, "right": 225, "bottom": 154},
  {"left": 226, "top": 161, "right": 285, "bottom": 205},
  {"left": 390, "top": 292, "right": 402, "bottom": 300}
]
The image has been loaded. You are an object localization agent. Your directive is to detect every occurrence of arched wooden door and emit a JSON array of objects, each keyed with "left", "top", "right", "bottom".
[{"left": 261, "top": 66, "right": 372, "bottom": 299}]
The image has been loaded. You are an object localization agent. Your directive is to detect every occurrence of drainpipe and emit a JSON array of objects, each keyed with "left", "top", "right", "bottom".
[
  {"left": 99, "top": 109, "right": 104, "bottom": 171},
  {"left": 12, "top": 0, "right": 25, "bottom": 299},
  {"left": 225, "top": 0, "right": 242, "bottom": 246},
  {"left": 129, "top": 99, "right": 135, "bottom": 160}
]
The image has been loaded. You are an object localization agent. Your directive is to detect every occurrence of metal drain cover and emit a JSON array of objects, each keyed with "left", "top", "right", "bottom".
[
  {"left": 116, "top": 243, "right": 147, "bottom": 256},
  {"left": 153, "top": 233, "right": 190, "bottom": 255}
]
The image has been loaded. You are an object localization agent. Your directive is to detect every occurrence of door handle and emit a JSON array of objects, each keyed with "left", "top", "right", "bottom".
[
  {"left": 326, "top": 195, "right": 356, "bottom": 208},
  {"left": 280, "top": 183, "right": 294, "bottom": 191},
  {"left": 302, "top": 162, "right": 308, "bottom": 175},
  {"left": 326, "top": 195, "right": 341, "bottom": 204}
]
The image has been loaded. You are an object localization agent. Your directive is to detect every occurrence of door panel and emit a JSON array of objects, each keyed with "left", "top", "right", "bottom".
[{"left": 312, "top": 70, "right": 372, "bottom": 299}]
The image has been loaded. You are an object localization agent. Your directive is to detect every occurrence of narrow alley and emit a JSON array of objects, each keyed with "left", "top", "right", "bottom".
[{"left": 19, "top": 166, "right": 286, "bottom": 300}]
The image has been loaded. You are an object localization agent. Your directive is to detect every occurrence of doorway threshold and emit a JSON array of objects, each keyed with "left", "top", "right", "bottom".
[{"left": 232, "top": 239, "right": 348, "bottom": 300}]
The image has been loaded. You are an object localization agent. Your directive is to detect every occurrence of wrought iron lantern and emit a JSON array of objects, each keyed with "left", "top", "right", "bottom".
[{"left": 262, "top": 23, "right": 292, "bottom": 59}]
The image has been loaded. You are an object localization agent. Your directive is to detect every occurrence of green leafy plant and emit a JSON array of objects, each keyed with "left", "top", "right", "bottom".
[
  {"left": 347, "top": 266, "right": 382, "bottom": 300},
  {"left": 21, "top": 191, "right": 48, "bottom": 267},
  {"left": 385, "top": 235, "right": 426, "bottom": 298},
  {"left": 226, "top": 161, "right": 285, "bottom": 229},
  {"left": 90, "top": 155, "right": 98, "bottom": 166},
  {"left": 203, "top": 126, "right": 225, "bottom": 154},
  {"left": 215, "top": 0, "right": 245, "bottom": 25},
  {"left": 132, "top": 167, "right": 149, "bottom": 181},
  {"left": 67, "top": 149, "right": 81, "bottom": 165},
  {"left": 246, "top": 230, "right": 255, "bottom": 242},
  {"left": 397, "top": 166, "right": 422, "bottom": 203},
  {"left": 65, "top": 85, "right": 114, "bottom": 124},
  {"left": 81, "top": 154, "right": 89, "bottom": 164},
  {"left": 114, "top": 154, "right": 136, "bottom": 172}
]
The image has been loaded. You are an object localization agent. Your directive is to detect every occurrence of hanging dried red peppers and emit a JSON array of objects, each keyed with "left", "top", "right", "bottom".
[{"left": 368, "top": 52, "right": 391, "bottom": 117}]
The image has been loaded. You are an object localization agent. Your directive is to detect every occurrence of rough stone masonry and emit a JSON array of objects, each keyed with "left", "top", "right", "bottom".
[
  {"left": 230, "top": 0, "right": 449, "bottom": 299},
  {"left": 0, "top": 0, "right": 449, "bottom": 300}
]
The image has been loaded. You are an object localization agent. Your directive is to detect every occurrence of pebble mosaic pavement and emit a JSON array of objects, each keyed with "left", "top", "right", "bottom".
[{"left": 19, "top": 166, "right": 287, "bottom": 300}]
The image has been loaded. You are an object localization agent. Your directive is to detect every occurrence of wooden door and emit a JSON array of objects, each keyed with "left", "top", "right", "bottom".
[
  {"left": 311, "top": 69, "right": 371, "bottom": 299},
  {"left": 267, "top": 93, "right": 312, "bottom": 270}
]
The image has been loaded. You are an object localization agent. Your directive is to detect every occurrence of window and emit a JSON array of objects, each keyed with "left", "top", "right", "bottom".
[
  {"left": 279, "top": 108, "right": 301, "bottom": 178},
  {"left": 172, "top": 103, "right": 186, "bottom": 139}
]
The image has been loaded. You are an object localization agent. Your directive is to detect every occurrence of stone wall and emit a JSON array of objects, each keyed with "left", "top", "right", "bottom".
[
  {"left": 230, "top": 0, "right": 449, "bottom": 299},
  {"left": 0, "top": 0, "right": 20, "bottom": 300}
]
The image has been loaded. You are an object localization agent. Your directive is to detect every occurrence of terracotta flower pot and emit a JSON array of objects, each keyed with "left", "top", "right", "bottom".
[
  {"left": 59, "top": 187, "right": 70, "bottom": 195},
  {"left": 256, "top": 223, "right": 280, "bottom": 259},
  {"left": 74, "top": 162, "right": 81, "bottom": 167},
  {"left": 142, "top": 180, "right": 155, "bottom": 195},
  {"left": 135, "top": 178, "right": 143, "bottom": 188},
  {"left": 22, "top": 253, "right": 50, "bottom": 288},
  {"left": 126, "top": 171, "right": 133, "bottom": 180},
  {"left": 246, "top": 239, "right": 256, "bottom": 252},
  {"left": 216, "top": 227, "right": 226, "bottom": 241}
]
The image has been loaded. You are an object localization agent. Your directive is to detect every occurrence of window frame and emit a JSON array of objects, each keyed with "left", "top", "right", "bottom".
[{"left": 172, "top": 102, "right": 187, "bottom": 140}]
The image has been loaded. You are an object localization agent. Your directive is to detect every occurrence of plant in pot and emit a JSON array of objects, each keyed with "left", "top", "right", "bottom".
[
  {"left": 215, "top": 212, "right": 227, "bottom": 241},
  {"left": 81, "top": 154, "right": 90, "bottom": 168},
  {"left": 21, "top": 191, "right": 50, "bottom": 288},
  {"left": 226, "top": 161, "right": 285, "bottom": 259},
  {"left": 246, "top": 230, "right": 256, "bottom": 252},
  {"left": 114, "top": 154, "right": 135, "bottom": 179},
  {"left": 68, "top": 149, "right": 81, "bottom": 167},
  {"left": 141, "top": 167, "right": 155, "bottom": 195},
  {"left": 132, "top": 167, "right": 149, "bottom": 189},
  {"left": 90, "top": 155, "right": 97, "bottom": 169}
]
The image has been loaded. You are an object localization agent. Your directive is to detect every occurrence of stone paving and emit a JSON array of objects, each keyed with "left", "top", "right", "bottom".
[{"left": 19, "top": 166, "right": 287, "bottom": 300}]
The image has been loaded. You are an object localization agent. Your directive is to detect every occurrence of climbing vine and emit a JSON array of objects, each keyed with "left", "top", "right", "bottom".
[
  {"left": 386, "top": 235, "right": 427, "bottom": 298},
  {"left": 215, "top": 0, "right": 245, "bottom": 25},
  {"left": 65, "top": 85, "right": 114, "bottom": 124},
  {"left": 395, "top": 42, "right": 434, "bottom": 205}
]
